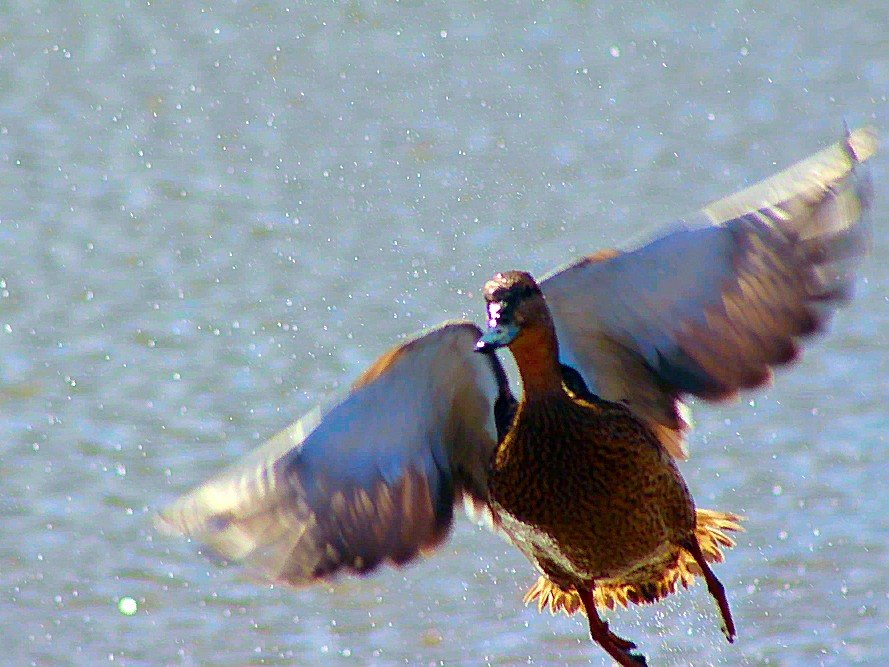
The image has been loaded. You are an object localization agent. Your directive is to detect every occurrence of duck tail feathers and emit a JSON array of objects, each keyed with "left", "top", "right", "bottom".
[{"left": 522, "top": 509, "right": 743, "bottom": 615}]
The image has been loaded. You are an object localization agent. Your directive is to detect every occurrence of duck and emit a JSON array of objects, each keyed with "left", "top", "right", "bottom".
[
  {"left": 157, "top": 127, "right": 877, "bottom": 664},
  {"left": 476, "top": 270, "right": 737, "bottom": 665}
]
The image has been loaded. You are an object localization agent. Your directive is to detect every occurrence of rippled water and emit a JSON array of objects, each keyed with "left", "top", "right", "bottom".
[{"left": 1, "top": 2, "right": 886, "bottom": 665}]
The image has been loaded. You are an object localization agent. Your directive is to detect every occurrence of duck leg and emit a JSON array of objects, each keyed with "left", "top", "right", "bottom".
[
  {"left": 576, "top": 587, "right": 647, "bottom": 666},
  {"left": 575, "top": 588, "right": 637, "bottom": 651},
  {"left": 683, "top": 537, "right": 736, "bottom": 642}
]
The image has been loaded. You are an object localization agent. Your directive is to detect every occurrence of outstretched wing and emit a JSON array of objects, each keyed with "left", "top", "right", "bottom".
[
  {"left": 156, "top": 321, "right": 513, "bottom": 586},
  {"left": 542, "top": 127, "right": 877, "bottom": 458}
]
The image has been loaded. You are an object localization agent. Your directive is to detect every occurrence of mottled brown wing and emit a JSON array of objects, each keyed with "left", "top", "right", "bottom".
[
  {"left": 541, "top": 128, "right": 877, "bottom": 458},
  {"left": 156, "top": 321, "right": 512, "bottom": 586}
]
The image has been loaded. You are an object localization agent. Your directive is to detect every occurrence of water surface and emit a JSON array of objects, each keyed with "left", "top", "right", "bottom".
[{"left": 1, "top": 2, "right": 886, "bottom": 665}]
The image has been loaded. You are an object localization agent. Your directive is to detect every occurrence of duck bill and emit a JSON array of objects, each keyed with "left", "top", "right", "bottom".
[{"left": 475, "top": 323, "right": 520, "bottom": 352}]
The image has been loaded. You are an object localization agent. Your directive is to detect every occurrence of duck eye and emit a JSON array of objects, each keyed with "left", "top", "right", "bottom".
[{"left": 518, "top": 284, "right": 537, "bottom": 301}]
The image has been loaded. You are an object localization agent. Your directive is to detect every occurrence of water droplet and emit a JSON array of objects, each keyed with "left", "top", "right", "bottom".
[{"left": 117, "top": 597, "right": 137, "bottom": 615}]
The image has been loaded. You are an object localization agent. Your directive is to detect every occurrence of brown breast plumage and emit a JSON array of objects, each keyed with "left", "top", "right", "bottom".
[{"left": 488, "top": 392, "right": 695, "bottom": 586}]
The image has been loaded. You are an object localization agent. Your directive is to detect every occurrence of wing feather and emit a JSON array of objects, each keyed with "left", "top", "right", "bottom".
[
  {"left": 156, "top": 321, "right": 511, "bottom": 586},
  {"left": 542, "top": 127, "right": 877, "bottom": 458}
]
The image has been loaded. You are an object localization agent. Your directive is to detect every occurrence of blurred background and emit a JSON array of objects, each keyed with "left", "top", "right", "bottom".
[{"left": 0, "top": 1, "right": 885, "bottom": 664}]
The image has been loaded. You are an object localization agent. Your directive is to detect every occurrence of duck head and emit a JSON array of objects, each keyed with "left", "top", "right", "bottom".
[{"left": 475, "top": 271, "right": 552, "bottom": 352}]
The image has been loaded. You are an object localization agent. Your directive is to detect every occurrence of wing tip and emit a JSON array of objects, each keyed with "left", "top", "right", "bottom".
[
  {"left": 845, "top": 126, "right": 879, "bottom": 165},
  {"left": 153, "top": 508, "right": 183, "bottom": 538}
]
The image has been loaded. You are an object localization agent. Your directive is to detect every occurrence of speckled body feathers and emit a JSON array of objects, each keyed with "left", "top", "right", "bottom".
[{"left": 489, "top": 393, "right": 696, "bottom": 589}]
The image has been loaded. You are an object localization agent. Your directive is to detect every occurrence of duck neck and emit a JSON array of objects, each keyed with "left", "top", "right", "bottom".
[{"left": 509, "top": 323, "right": 566, "bottom": 398}]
